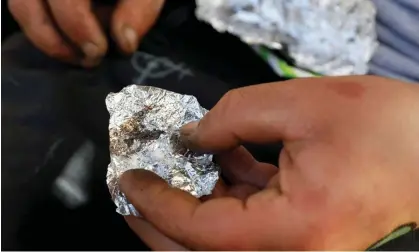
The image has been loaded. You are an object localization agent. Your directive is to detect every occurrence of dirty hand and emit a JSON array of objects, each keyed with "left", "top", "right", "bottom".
[
  {"left": 120, "top": 76, "right": 419, "bottom": 250},
  {"left": 8, "top": 0, "right": 164, "bottom": 67}
]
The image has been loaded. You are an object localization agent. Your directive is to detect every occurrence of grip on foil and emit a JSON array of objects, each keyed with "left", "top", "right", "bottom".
[{"left": 106, "top": 85, "right": 220, "bottom": 216}]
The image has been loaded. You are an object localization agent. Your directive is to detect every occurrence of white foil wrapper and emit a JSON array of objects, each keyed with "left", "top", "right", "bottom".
[
  {"left": 106, "top": 85, "right": 220, "bottom": 216},
  {"left": 195, "top": 0, "right": 378, "bottom": 76}
]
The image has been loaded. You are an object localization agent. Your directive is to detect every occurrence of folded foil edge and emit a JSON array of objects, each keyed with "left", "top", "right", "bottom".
[
  {"left": 195, "top": 0, "right": 378, "bottom": 76},
  {"left": 106, "top": 85, "right": 220, "bottom": 216}
]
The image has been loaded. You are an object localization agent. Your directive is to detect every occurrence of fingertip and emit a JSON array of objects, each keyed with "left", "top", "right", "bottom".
[
  {"left": 181, "top": 121, "right": 199, "bottom": 136},
  {"left": 112, "top": 0, "right": 165, "bottom": 54},
  {"left": 81, "top": 42, "right": 100, "bottom": 59},
  {"left": 84, "top": 37, "right": 108, "bottom": 62},
  {"left": 119, "top": 169, "right": 153, "bottom": 196},
  {"left": 47, "top": 0, "right": 108, "bottom": 59},
  {"left": 179, "top": 121, "right": 204, "bottom": 151},
  {"left": 180, "top": 121, "right": 199, "bottom": 140},
  {"left": 80, "top": 41, "right": 107, "bottom": 68},
  {"left": 116, "top": 25, "right": 139, "bottom": 54},
  {"left": 180, "top": 118, "right": 240, "bottom": 153},
  {"left": 119, "top": 169, "right": 138, "bottom": 195},
  {"left": 111, "top": 10, "right": 138, "bottom": 55},
  {"left": 111, "top": 16, "right": 138, "bottom": 55}
]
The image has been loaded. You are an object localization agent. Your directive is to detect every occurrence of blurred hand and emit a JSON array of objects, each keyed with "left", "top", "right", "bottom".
[
  {"left": 120, "top": 76, "right": 419, "bottom": 250},
  {"left": 8, "top": 0, "right": 165, "bottom": 67}
]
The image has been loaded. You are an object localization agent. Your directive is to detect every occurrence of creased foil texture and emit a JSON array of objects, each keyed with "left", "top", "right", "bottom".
[
  {"left": 195, "top": 0, "right": 378, "bottom": 76},
  {"left": 106, "top": 85, "right": 220, "bottom": 216}
]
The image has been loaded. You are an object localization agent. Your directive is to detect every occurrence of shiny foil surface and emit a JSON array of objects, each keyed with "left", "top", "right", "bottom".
[
  {"left": 106, "top": 85, "right": 220, "bottom": 216},
  {"left": 195, "top": 0, "right": 378, "bottom": 76}
]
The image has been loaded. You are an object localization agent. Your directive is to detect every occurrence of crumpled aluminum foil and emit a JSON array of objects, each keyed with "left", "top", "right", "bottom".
[
  {"left": 106, "top": 85, "right": 220, "bottom": 216},
  {"left": 195, "top": 0, "right": 378, "bottom": 76}
]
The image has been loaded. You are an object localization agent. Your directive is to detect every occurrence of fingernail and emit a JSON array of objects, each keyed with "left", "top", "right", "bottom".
[
  {"left": 180, "top": 121, "right": 200, "bottom": 150},
  {"left": 82, "top": 42, "right": 101, "bottom": 59},
  {"left": 180, "top": 121, "right": 199, "bottom": 137},
  {"left": 122, "top": 26, "right": 138, "bottom": 53}
]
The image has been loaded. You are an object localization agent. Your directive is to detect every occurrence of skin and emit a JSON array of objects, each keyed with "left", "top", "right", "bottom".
[
  {"left": 119, "top": 76, "right": 419, "bottom": 250},
  {"left": 8, "top": 0, "right": 165, "bottom": 67},
  {"left": 9, "top": 2, "right": 418, "bottom": 249}
]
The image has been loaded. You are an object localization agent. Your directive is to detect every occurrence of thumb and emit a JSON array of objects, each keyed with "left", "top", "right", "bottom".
[
  {"left": 124, "top": 216, "right": 188, "bottom": 251},
  {"left": 112, "top": 0, "right": 165, "bottom": 54}
]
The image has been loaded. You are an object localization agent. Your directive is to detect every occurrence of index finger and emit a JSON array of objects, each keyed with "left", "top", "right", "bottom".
[
  {"left": 119, "top": 169, "right": 288, "bottom": 250},
  {"left": 8, "top": 0, "right": 76, "bottom": 62},
  {"left": 47, "top": 0, "right": 108, "bottom": 66},
  {"left": 181, "top": 81, "right": 305, "bottom": 153},
  {"left": 112, "top": 0, "right": 165, "bottom": 54}
]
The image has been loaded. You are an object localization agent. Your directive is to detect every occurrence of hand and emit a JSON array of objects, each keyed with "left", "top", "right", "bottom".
[
  {"left": 120, "top": 76, "right": 419, "bottom": 250},
  {"left": 8, "top": 0, "right": 164, "bottom": 67}
]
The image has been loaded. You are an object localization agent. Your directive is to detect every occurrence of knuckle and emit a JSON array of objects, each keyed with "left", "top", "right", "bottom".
[
  {"left": 225, "top": 88, "right": 247, "bottom": 101},
  {"left": 219, "top": 88, "right": 246, "bottom": 110}
]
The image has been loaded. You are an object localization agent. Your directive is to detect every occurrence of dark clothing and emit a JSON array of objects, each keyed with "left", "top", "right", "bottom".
[
  {"left": 1, "top": 30, "right": 281, "bottom": 250},
  {"left": 1, "top": 31, "right": 418, "bottom": 250}
]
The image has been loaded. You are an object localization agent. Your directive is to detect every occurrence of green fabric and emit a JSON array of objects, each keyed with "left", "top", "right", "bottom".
[
  {"left": 253, "top": 46, "right": 322, "bottom": 78},
  {"left": 367, "top": 223, "right": 417, "bottom": 250}
]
